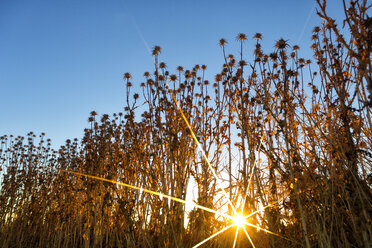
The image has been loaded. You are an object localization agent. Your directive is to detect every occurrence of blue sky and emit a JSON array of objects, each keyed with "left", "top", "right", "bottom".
[{"left": 0, "top": 0, "right": 345, "bottom": 147}]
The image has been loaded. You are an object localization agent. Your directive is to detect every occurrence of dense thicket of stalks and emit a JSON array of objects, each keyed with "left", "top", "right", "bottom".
[{"left": 1, "top": 1, "right": 371, "bottom": 247}]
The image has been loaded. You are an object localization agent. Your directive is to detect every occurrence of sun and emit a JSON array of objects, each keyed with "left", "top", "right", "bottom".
[{"left": 233, "top": 213, "right": 247, "bottom": 228}]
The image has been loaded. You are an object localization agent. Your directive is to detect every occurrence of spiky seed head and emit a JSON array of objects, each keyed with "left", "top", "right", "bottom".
[
  {"left": 219, "top": 38, "right": 227, "bottom": 47},
  {"left": 236, "top": 33, "right": 247, "bottom": 41},
  {"left": 313, "top": 26, "right": 320, "bottom": 33},
  {"left": 152, "top": 45, "right": 161, "bottom": 56},
  {"left": 270, "top": 52, "right": 278, "bottom": 61},
  {"left": 275, "top": 38, "right": 290, "bottom": 50},
  {"left": 239, "top": 60, "right": 247, "bottom": 67},
  {"left": 159, "top": 62, "right": 166, "bottom": 69},
  {"left": 170, "top": 75, "right": 177, "bottom": 81},
  {"left": 215, "top": 74, "right": 222, "bottom": 82},
  {"left": 253, "top": 33, "right": 262, "bottom": 40},
  {"left": 123, "top": 72, "right": 132, "bottom": 79}
]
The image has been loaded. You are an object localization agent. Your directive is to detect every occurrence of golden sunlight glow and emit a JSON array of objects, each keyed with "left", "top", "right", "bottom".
[{"left": 233, "top": 214, "right": 246, "bottom": 228}]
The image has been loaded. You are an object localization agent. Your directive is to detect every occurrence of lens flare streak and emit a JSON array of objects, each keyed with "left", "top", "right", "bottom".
[
  {"left": 60, "top": 169, "right": 230, "bottom": 219},
  {"left": 232, "top": 226, "right": 239, "bottom": 248},
  {"left": 241, "top": 225, "right": 255, "bottom": 248},
  {"left": 192, "top": 223, "right": 234, "bottom": 248}
]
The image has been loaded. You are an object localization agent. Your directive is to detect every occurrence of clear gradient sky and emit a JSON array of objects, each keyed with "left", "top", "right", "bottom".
[{"left": 0, "top": 0, "right": 345, "bottom": 147}]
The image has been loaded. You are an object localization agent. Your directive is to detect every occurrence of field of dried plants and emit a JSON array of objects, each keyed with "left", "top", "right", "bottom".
[{"left": 1, "top": 0, "right": 371, "bottom": 247}]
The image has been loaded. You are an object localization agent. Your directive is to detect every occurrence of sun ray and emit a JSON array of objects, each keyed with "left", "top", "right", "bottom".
[
  {"left": 241, "top": 225, "right": 256, "bottom": 248},
  {"left": 192, "top": 223, "right": 234, "bottom": 248},
  {"left": 168, "top": 90, "right": 237, "bottom": 214},
  {"left": 244, "top": 203, "right": 271, "bottom": 219},
  {"left": 244, "top": 222, "right": 278, "bottom": 237},
  {"left": 232, "top": 226, "right": 239, "bottom": 248},
  {"left": 244, "top": 190, "right": 305, "bottom": 220},
  {"left": 238, "top": 217, "right": 298, "bottom": 243},
  {"left": 242, "top": 221, "right": 297, "bottom": 243}
]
